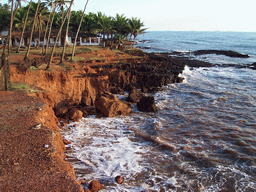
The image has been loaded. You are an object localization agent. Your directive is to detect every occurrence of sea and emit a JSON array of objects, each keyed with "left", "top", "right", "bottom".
[{"left": 61, "top": 31, "right": 256, "bottom": 191}]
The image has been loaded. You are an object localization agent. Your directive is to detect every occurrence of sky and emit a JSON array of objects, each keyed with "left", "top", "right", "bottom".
[{"left": 1, "top": 0, "right": 256, "bottom": 32}]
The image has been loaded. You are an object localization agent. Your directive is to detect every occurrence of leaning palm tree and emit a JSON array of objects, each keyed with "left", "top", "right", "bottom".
[
  {"left": 2, "top": 0, "right": 23, "bottom": 54},
  {"left": 16, "top": 0, "right": 33, "bottom": 53},
  {"left": 1, "top": 0, "right": 14, "bottom": 90},
  {"left": 70, "top": 0, "right": 89, "bottom": 62},
  {"left": 42, "top": 0, "right": 54, "bottom": 54},
  {"left": 128, "top": 17, "right": 147, "bottom": 47},
  {"left": 44, "top": 0, "right": 58, "bottom": 54},
  {"left": 45, "top": 0, "right": 73, "bottom": 70},
  {"left": 59, "top": 7, "right": 71, "bottom": 64},
  {"left": 24, "top": 0, "right": 41, "bottom": 60}
]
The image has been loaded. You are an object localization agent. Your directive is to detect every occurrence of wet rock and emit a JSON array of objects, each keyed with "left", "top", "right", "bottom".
[
  {"left": 127, "top": 88, "right": 144, "bottom": 103},
  {"left": 115, "top": 175, "right": 124, "bottom": 184},
  {"left": 95, "top": 92, "right": 132, "bottom": 117},
  {"left": 63, "top": 138, "right": 72, "bottom": 145},
  {"left": 109, "top": 85, "right": 124, "bottom": 94},
  {"left": 88, "top": 180, "right": 104, "bottom": 192},
  {"left": 79, "top": 179, "right": 87, "bottom": 184},
  {"left": 69, "top": 108, "right": 83, "bottom": 121},
  {"left": 193, "top": 50, "right": 250, "bottom": 58},
  {"left": 137, "top": 96, "right": 158, "bottom": 112},
  {"left": 55, "top": 106, "right": 68, "bottom": 116}
]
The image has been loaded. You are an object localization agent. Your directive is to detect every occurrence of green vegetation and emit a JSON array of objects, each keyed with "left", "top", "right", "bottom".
[
  {"left": 0, "top": 2, "right": 146, "bottom": 44},
  {"left": 29, "top": 66, "right": 38, "bottom": 70},
  {"left": 8, "top": 82, "right": 41, "bottom": 93},
  {"left": 66, "top": 56, "right": 85, "bottom": 62},
  {"left": 0, "top": 0, "right": 146, "bottom": 90}
]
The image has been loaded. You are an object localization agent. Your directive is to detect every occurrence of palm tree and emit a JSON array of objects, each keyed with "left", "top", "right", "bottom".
[
  {"left": 1, "top": 0, "right": 23, "bottom": 54},
  {"left": 128, "top": 17, "right": 147, "bottom": 47},
  {"left": 45, "top": 0, "right": 73, "bottom": 70},
  {"left": 24, "top": 0, "right": 41, "bottom": 60},
  {"left": 56, "top": 0, "right": 71, "bottom": 46},
  {"left": 69, "top": 10, "right": 82, "bottom": 32},
  {"left": 59, "top": 7, "right": 71, "bottom": 64},
  {"left": 114, "top": 14, "right": 130, "bottom": 38},
  {"left": 44, "top": 0, "right": 58, "bottom": 54},
  {"left": 70, "top": 0, "right": 89, "bottom": 62},
  {"left": 1, "top": 0, "right": 14, "bottom": 90},
  {"left": 41, "top": 0, "right": 53, "bottom": 54},
  {"left": 97, "top": 12, "right": 113, "bottom": 40},
  {"left": 82, "top": 12, "right": 98, "bottom": 34},
  {"left": 16, "top": 0, "right": 32, "bottom": 53}
]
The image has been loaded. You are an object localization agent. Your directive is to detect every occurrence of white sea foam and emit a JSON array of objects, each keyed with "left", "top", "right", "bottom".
[{"left": 61, "top": 63, "right": 256, "bottom": 191}]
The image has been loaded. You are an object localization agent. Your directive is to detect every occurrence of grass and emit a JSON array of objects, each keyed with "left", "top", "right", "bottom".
[
  {"left": 0, "top": 82, "right": 43, "bottom": 93},
  {"left": 66, "top": 56, "right": 85, "bottom": 62},
  {"left": 29, "top": 66, "right": 38, "bottom": 71},
  {"left": 89, "top": 57, "right": 105, "bottom": 61}
]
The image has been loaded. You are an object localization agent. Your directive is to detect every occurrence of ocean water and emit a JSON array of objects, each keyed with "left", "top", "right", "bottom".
[
  {"left": 136, "top": 31, "right": 256, "bottom": 65},
  {"left": 61, "top": 31, "right": 256, "bottom": 191}
]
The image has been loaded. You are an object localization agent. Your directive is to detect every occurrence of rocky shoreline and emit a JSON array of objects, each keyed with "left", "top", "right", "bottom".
[{"left": 2, "top": 47, "right": 243, "bottom": 191}]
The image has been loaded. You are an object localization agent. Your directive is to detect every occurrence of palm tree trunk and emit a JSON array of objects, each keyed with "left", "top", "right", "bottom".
[
  {"left": 41, "top": 0, "right": 53, "bottom": 54},
  {"left": 60, "top": 8, "right": 72, "bottom": 64},
  {"left": 71, "top": 0, "right": 89, "bottom": 61},
  {"left": 45, "top": 0, "right": 73, "bottom": 70},
  {"left": 2, "top": 0, "right": 15, "bottom": 90},
  {"left": 1, "top": 1, "right": 20, "bottom": 54},
  {"left": 16, "top": 0, "right": 33, "bottom": 53},
  {"left": 24, "top": 0, "right": 41, "bottom": 60},
  {"left": 45, "top": 4, "right": 57, "bottom": 55}
]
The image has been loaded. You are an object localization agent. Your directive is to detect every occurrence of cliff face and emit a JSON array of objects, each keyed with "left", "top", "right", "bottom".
[{"left": 10, "top": 67, "right": 109, "bottom": 108}]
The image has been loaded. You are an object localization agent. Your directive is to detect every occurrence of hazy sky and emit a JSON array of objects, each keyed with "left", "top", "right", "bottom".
[{"left": 2, "top": 0, "right": 256, "bottom": 32}]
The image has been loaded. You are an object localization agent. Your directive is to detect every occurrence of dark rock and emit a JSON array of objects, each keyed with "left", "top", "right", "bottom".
[
  {"left": 109, "top": 86, "right": 124, "bottom": 94},
  {"left": 137, "top": 96, "right": 158, "bottom": 112},
  {"left": 141, "top": 87, "right": 149, "bottom": 93},
  {"left": 63, "top": 138, "right": 72, "bottom": 145},
  {"left": 95, "top": 92, "right": 132, "bottom": 117},
  {"left": 88, "top": 180, "right": 104, "bottom": 192},
  {"left": 55, "top": 106, "right": 68, "bottom": 117},
  {"left": 193, "top": 50, "right": 250, "bottom": 58},
  {"left": 115, "top": 175, "right": 124, "bottom": 184},
  {"left": 68, "top": 108, "right": 83, "bottom": 121},
  {"left": 127, "top": 88, "right": 144, "bottom": 103}
]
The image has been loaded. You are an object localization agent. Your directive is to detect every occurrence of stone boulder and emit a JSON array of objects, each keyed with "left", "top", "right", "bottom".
[
  {"left": 115, "top": 175, "right": 124, "bottom": 184},
  {"left": 68, "top": 108, "right": 83, "bottom": 121},
  {"left": 137, "top": 96, "right": 158, "bottom": 112},
  {"left": 95, "top": 93, "right": 132, "bottom": 117},
  {"left": 126, "top": 88, "right": 144, "bottom": 103},
  {"left": 88, "top": 180, "right": 104, "bottom": 192},
  {"left": 55, "top": 106, "right": 69, "bottom": 117}
]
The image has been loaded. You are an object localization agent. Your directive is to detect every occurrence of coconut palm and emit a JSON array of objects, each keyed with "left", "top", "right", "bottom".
[
  {"left": 41, "top": 0, "right": 54, "bottom": 54},
  {"left": 0, "top": 3, "right": 11, "bottom": 30},
  {"left": 114, "top": 14, "right": 130, "bottom": 38},
  {"left": 128, "top": 17, "right": 147, "bottom": 47},
  {"left": 45, "top": 0, "right": 73, "bottom": 70},
  {"left": 97, "top": 12, "right": 114, "bottom": 40},
  {"left": 16, "top": 0, "right": 32, "bottom": 53},
  {"left": 69, "top": 10, "right": 83, "bottom": 32},
  {"left": 1, "top": 0, "right": 14, "bottom": 90},
  {"left": 44, "top": 0, "right": 58, "bottom": 54},
  {"left": 59, "top": 7, "right": 71, "bottom": 64},
  {"left": 24, "top": 0, "right": 40, "bottom": 60},
  {"left": 81, "top": 12, "right": 98, "bottom": 34},
  {"left": 55, "top": 0, "right": 71, "bottom": 46},
  {"left": 70, "top": 0, "right": 89, "bottom": 62}
]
